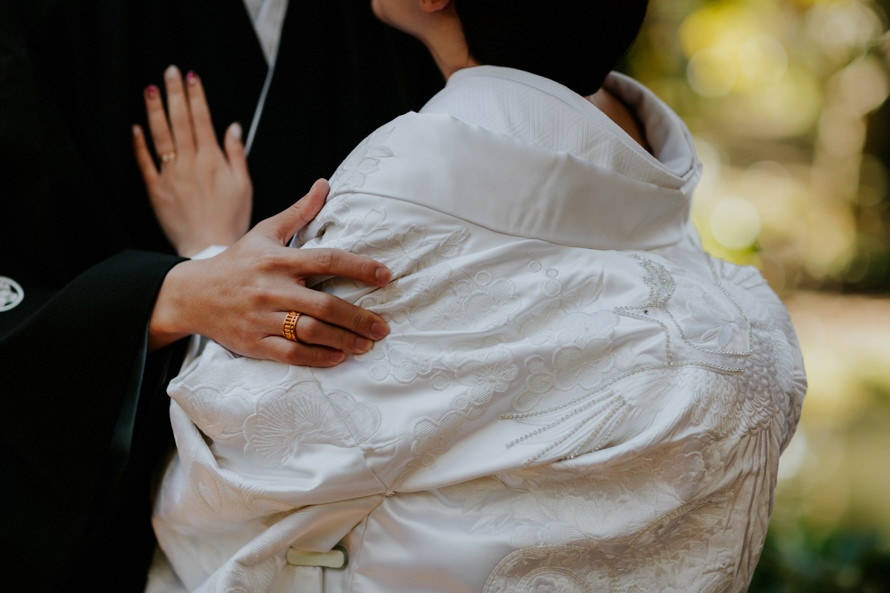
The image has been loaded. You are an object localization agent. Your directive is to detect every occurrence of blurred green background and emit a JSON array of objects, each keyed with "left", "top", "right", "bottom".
[{"left": 626, "top": 0, "right": 890, "bottom": 590}]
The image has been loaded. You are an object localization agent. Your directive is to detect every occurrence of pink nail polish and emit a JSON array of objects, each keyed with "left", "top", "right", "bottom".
[
  {"left": 186, "top": 71, "right": 198, "bottom": 85},
  {"left": 145, "top": 85, "right": 159, "bottom": 99}
]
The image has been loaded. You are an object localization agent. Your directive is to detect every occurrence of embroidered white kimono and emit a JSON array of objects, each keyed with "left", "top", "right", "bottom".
[{"left": 150, "top": 66, "right": 806, "bottom": 593}]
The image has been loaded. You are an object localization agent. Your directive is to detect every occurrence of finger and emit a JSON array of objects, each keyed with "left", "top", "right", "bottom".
[
  {"left": 286, "top": 248, "right": 391, "bottom": 288},
  {"left": 184, "top": 71, "right": 217, "bottom": 149},
  {"left": 163, "top": 65, "right": 195, "bottom": 154},
  {"left": 132, "top": 125, "right": 159, "bottom": 188},
  {"left": 263, "top": 179, "right": 330, "bottom": 243},
  {"left": 259, "top": 336, "right": 347, "bottom": 367},
  {"left": 279, "top": 290, "right": 390, "bottom": 341},
  {"left": 280, "top": 312, "right": 374, "bottom": 354},
  {"left": 144, "top": 84, "right": 176, "bottom": 160},
  {"left": 224, "top": 122, "right": 250, "bottom": 180}
]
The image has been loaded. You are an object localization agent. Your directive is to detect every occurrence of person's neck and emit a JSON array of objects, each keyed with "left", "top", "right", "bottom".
[
  {"left": 422, "top": 27, "right": 478, "bottom": 80},
  {"left": 588, "top": 89, "right": 651, "bottom": 153}
]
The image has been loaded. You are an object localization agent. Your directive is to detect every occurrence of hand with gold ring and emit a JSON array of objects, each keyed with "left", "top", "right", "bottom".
[
  {"left": 150, "top": 179, "right": 392, "bottom": 367},
  {"left": 133, "top": 65, "right": 252, "bottom": 257}
]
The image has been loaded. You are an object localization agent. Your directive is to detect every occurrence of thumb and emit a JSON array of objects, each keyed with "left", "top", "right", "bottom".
[
  {"left": 224, "top": 122, "right": 249, "bottom": 179},
  {"left": 265, "top": 178, "right": 330, "bottom": 243}
]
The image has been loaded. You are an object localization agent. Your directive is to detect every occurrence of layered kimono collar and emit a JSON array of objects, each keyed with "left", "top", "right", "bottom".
[{"left": 331, "top": 66, "right": 702, "bottom": 250}]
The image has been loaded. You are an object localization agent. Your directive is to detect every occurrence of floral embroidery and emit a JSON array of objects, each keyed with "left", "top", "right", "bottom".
[
  {"left": 368, "top": 340, "right": 438, "bottom": 384},
  {"left": 328, "top": 122, "right": 396, "bottom": 192},
  {"left": 242, "top": 381, "right": 379, "bottom": 466},
  {"left": 513, "top": 311, "right": 619, "bottom": 411},
  {"left": 410, "top": 349, "right": 519, "bottom": 465},
  {"left": 455, "top": 349, "right": 520, "bottom": 406},
  {"left": 406, "top": 268, "right": 522, "bottom": 332}
]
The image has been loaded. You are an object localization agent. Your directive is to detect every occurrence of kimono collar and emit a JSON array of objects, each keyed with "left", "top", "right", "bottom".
[{"left": 333, "top": 66, "right": 702, "bottom": 251}]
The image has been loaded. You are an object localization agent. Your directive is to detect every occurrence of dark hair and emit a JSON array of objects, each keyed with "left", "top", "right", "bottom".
[{"left": 453, "top": 0, "right": 649, "bottom": 96}]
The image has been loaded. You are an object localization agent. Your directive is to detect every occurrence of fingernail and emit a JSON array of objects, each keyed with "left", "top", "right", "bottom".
[
  {"left": 375, "top": 268, "right": 391, "bottom": 284},
  {"left": 186, "top": 70, "right": 198, "bottom": 85},
  {"left": 355, "top": 338, "right": 372, "bottom": 353},
  {"left": 231, "top": 122, "right": 242, "bottom": 141},
  {"left": 371, "top": 322, "right": 390, "bottom": 340},
  {"left": 329, "top": 351, "right": 346, "bottom": 363},
  {"left": 165, "top": 65, "right": 179, "bottom": 80},
  {"left": 145, "top": 85, "right": 159, "bottom": 98},
  {"left": 131, "top": 125, "right": 141, "bottom": 137}
]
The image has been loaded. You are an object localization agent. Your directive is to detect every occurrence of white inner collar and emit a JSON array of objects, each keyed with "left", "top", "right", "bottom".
[{"left": 242, "top": 0, "right": 289, "bottom": 66}]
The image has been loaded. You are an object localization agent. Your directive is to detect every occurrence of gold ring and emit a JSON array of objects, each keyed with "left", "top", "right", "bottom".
[
  {"left": 159, "top": 151, "right": 178, "bottom": 163},
  {"left": 282, "top": 311, "right": 301, "bottom": 342}
]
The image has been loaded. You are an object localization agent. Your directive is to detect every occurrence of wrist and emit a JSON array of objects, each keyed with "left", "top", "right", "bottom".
[
  {"left": 176, "top": 228, "right": 244, "bottom": 257},
  {"left": 148, "top": 260, "right": 198, "bottom": 351}
]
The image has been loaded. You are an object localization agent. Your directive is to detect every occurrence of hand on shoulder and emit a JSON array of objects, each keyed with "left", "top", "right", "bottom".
[{"left": 150, "top": 180, "right": 393, "bottom": 367}]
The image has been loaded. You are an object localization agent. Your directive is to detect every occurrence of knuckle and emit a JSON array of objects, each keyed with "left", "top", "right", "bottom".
[
  {"left": 313, "top": 349, "right": 340, "bottom": 368},
  {"left": 353, "top": 309, "right": 373, "bottom": 330},
  {"left": 310, "top": 349, "right": 330, "bottom": 367},
  {"left": 313, "top": 249, "right": 336, "bottom": 270},
  {"left": 339, "top": 331, "right": 357, "bottom": 352},
  {"left": 283, "top": 346, "right": 333, "bottom": 368},
  {"left": 295, "top": 316, "right": 317, "bottom": 343},
  {"left": 254, "top": 250, "right": 282, "bottom": 272},
  {"left": 244, "top": 284, "right": 270, "bottom": 308},
  {"left": 313, "top": 297, "right": 336, "bottom": 319},
  {"left": 284, "top": 347, "right": 306, "bottom": 366}
]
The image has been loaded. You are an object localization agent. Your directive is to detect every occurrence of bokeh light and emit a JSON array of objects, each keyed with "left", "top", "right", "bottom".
[{"left": 710, "top": 196, "right": 762, "bottom": 249}]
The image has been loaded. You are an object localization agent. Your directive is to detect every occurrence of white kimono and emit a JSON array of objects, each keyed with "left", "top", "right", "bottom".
[{"left": 150, "top": 66, "right": 806, "bottom": 593}]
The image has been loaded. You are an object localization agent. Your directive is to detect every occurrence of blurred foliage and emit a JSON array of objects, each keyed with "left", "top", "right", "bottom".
[
  {"left": 624, "top": 1, "right": 890, "bottom": 590},
  {"left": 627, "top": 0, "right": 890, "bottom": 294},
  {"left": 751, "top": 526, "right": 890, "bottom": 592}
]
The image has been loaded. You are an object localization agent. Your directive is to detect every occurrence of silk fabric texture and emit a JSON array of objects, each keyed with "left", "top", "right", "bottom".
[{"left": 151, "top": 67, "right": 807, "bottom": 593}]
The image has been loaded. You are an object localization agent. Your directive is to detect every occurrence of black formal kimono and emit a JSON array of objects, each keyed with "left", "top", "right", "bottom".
[{"left": 0, "top": 1, "right": 441, "bottom": 590}]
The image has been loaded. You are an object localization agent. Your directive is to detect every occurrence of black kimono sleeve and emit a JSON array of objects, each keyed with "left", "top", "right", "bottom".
[{"left": 0, "top": 2, "right": 184, "bottom": 589}]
